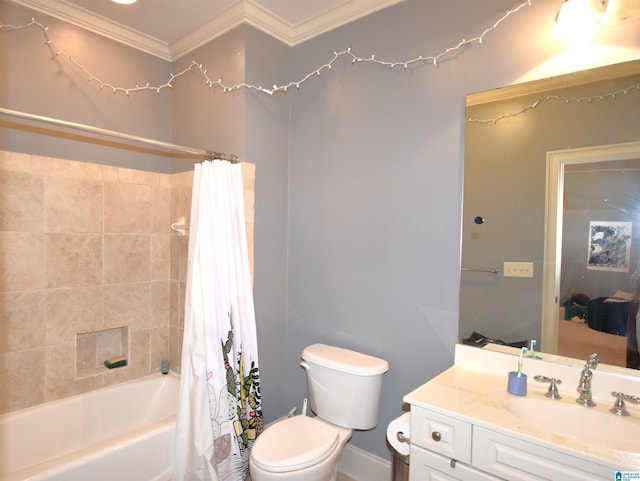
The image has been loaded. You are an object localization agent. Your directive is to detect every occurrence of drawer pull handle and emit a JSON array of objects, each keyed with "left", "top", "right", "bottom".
[{"left": 432, "top": 431, "right": 442, "bottom": 442}]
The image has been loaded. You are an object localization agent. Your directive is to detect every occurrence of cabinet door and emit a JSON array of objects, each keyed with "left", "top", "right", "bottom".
[
  {"left": 473, "top": 426, "right": 613, "bottom": 481},
  {"left": 411, "top": 407, "right": 472, "bottom": 463},
  {"left": 410, "top": 446, "right": 500, "bottom": 481}
]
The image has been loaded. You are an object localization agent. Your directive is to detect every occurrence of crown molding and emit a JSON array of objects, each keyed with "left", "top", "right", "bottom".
[
  {"left": 8, "top": 0, "right": 406, "bottom": 62},
  {"left": 169, "top": 1, "right": 293, "bottom": 61},
  {"left": 466, "top": 59, "right": 640, "bottom": 106},
  {"left": 8, "top": 0, "right": 172, "bottom": 60},
  {"left": 285, "top": 0, "right": 408, "bottom": 46}
]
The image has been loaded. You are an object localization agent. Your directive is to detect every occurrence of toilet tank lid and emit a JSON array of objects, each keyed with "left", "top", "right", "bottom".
[{"left": 302, "top": 344, "right": 389, "bottom": 375}]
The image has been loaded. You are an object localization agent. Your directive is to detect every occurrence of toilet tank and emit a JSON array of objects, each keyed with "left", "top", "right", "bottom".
[{"left": 300, "top": 344, "right": 389, "bottom": 430}]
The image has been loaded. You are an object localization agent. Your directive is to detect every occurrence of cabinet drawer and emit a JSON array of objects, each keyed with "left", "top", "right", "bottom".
[
  {"left": 410, "top": 445, "right": 499, "bottom": 481},
  {"left": 411, "top": 407, "right": 472, "bottom": 463},
  {"left": 473, "top": 426, "right": 612, "bottom": 481}
]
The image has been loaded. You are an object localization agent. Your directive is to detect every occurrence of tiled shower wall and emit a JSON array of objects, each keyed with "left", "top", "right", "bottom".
[{"left": 0, "top": 151, "right": 255, "bottom": 414}]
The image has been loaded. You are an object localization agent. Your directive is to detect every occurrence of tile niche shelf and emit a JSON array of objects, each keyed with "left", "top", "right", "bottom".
[{"left": 76, "top": 326, "right": 129, "bottom": 377}]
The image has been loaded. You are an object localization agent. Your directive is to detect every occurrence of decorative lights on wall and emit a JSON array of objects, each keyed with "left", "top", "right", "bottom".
[
  {"left": 0, "top": 1, "right": 532, "bottom": 97},
  {"left": 466, "top": 80, "right": 640, "bottom": 124}
]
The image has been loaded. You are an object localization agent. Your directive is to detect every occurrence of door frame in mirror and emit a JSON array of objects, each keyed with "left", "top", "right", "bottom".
[{"left": 542, "top": 140, "right": 640, "bottom": 356}]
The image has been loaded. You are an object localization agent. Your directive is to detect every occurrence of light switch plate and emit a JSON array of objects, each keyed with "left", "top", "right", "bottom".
[{"left": 503, "top": 261, "right": 534, "bottom": 278}]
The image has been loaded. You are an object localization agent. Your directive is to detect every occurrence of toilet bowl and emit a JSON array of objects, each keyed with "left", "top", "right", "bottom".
[
  {"left": 249, "top": 416, "right": 352, "bottom": 481},
  {"left": 249, "top": 344, "right": 389, "bottom": 481}
]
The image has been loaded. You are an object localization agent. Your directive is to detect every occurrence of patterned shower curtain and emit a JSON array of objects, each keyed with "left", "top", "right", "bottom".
[{"left": 172, "top": 160, "right": 263, "bottom": 481}]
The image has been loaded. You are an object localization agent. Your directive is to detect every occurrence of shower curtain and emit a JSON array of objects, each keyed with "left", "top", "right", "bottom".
[{"left": 173, "top": 160, "right": 263, "bottom": 481}]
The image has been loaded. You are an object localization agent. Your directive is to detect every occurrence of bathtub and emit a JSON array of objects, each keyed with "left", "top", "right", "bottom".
[{"left": 0, "top": 372, "right": 179, "bottom": 481}]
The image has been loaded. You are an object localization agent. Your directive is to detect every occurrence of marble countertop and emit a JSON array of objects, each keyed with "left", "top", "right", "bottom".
[{"left": 404, "top": 344, "right": 640, "bottom": 470}]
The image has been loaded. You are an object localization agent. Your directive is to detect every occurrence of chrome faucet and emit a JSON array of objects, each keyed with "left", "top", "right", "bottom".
[{"left": 576, "top": 353, "right": 599, "bottom": 407}]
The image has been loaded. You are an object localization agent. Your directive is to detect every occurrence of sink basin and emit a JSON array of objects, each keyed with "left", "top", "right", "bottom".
[{"left": 501, "top": 396, "right": 639, "bottom": 452}]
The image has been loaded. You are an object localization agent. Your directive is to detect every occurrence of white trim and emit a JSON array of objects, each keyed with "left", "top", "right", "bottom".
[
  {"left": 170, "top": 1, "right": 293, "bottom": 61},
  {"left": 286, "top": 0, "right": 409, "bottom": 46},
  {"left": 9, "top": 0, "right": 406, "bottom": 61},
  {"left": 8, "top": 0, "right": 172, "bottom": 60},
  {"left": 338, "top": 444, "right": 391, "bottom": 481},
  {"left": 466, "top": 60, "right": 640, "bottom": 106}
]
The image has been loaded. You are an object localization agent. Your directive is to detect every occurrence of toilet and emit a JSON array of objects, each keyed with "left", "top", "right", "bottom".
[{"left": 249, "top": 343, "right": 389, "bottom": 481}]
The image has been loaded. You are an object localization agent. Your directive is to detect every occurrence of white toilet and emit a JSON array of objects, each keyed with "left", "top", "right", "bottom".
[{"left": 249, "top": 343, "right": 389, "bottom": 481}]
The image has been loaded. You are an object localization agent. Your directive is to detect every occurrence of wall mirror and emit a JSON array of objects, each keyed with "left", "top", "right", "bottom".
[{"left": 460, "top": 59, "right": 640, "bottom": 374}]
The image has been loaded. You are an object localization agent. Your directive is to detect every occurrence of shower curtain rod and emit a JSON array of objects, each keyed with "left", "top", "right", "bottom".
[{"left": 0, "top": 107, "right": 239, "bottom": 163}]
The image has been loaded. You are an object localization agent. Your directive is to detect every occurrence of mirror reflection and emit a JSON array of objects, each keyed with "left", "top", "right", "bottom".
[{"left": 460, "top": 60, "right": 640, "bottom": 371}]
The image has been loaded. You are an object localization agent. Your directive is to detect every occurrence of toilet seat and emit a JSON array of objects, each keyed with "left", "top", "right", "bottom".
[{"left": 251, "top": 416, "right": 339, "bottom": 473}]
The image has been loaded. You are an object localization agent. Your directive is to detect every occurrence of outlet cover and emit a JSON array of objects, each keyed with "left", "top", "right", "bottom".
[{"left": 503, "top": 261, "right": 534, "bottom": 278}]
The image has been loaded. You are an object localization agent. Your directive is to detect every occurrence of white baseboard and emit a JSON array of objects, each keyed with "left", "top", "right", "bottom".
[{"left": 338, "top": 444, "right": 391, "bottom": 481}]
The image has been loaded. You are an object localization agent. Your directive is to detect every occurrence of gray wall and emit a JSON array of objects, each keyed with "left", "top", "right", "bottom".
[
  {"left": 0, "top": 2, "right": 173, "bottom": 172},
  {"left": 3, "top": 0, "right": 640, "bottom": 463},
  {"left": 171, "top": 26, "right": 248, "bottom": 172},
  {"left": 243, "top": 27, "right": 291, "bottom": 426}
]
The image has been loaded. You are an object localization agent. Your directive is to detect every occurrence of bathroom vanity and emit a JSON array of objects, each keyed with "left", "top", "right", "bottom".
[{"left": 403, "top": 344, "right": 640, "bottom": 481}]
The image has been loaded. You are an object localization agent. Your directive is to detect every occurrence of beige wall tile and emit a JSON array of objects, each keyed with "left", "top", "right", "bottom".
[
  {"left": 0, "top": 232, "right": 45, "bottom": 291},
  {"left": 0, "top": 348, "right": 45, "bottom": 413},
  {"left": 46, "top": 287, "right": 104, "bottom": 346},
  {"left": 151, "top": 234, "right": 170, "bottom": 281},
  {"left": 157, "top": 173, "right": 171, "bottom": 189},
  {"left": 0, "top": 153, "right": 253, "bottom": 413},
  {"left": 104, "top": 182, "right": 151, "bottom": 233},
  {"left": 132, "top": 169, "right": 155, "bottom": 186},
  {"left": 46, "top": 176, "right": 103, "bottom": 233},
  {"left": 169, "top": 326, "right": 183, "bottom": 374},
  {"left": 76, "top": 332, "right": 97, "bottom": 372},
  {"left": 103, "top": 165, "right": 119, "bottom": 183},
  {"left": 150, "top": 280, "right": 170, "bottom": 328},
  {"left": 103, "top": 282, "right": 150, "bottom": 330},
  {"left": 85, "top": 162, "right": 104, "bottom": 182},
  {"left": 95, "top": 327, "right": 126, "bottom": 364},
  {"left": 46, "top": 233, "right": 103, "bottom": 288},
  {"left": 117, "top": 167, "right": 134, "bottom": 183},
  {"left": 178, "top": 236, "right": 189, "bottom": 282},
  {"left": 152, "top": 186, "right": 171, "bottom": 234},
  {"left": 0, "top": 291, "right": 46, "bottom": 353},
  {"left": 0, "top": 169, "right": 45, "bottom": 232},
  {"left": 0, "top": 150, "right": 10, "bottom": 169},
  {"left": 104, "top": 234, "right": 150, "bottom": 283},
  {"left": 49, "top": 158, "right": 70, "bottom": 178},
  {"left": 149, "top": 326, "right": 169, "bottom": 374},
  {"left": 29, "top": 155, "right": 52, "bottom": 175},
  {"left": 169, "top": 280, "right": 181, "bottom": 327},
  {"left": 169, "top": 235, "right": 180, "bottom": 280},
  {"left": 44, "top": 343, "right": 102, "bottom": 401},
  {"left": 67, "top": 160, "right": 87, "bottom": 179},
  {"left": 4, "top": 151, "right": 33, "bottom": 172},
  {"left": 128, "top": 330, "right": 150, "bottom": 378}
]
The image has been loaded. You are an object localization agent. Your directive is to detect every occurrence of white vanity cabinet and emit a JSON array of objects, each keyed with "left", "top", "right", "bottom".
[
  {"left": 409, "top": 406, "right": 498, "bottom": 480},
  {"left": 408, "top": 404, "right": 613, "bottom": 481},
  {"left": 403, "top": 345, "right": 638, "bottom": 481}
]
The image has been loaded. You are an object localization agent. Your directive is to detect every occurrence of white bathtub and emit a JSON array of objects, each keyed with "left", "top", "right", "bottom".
[{"left": 0, "top": 372, "right": 179, "bottom": 481}]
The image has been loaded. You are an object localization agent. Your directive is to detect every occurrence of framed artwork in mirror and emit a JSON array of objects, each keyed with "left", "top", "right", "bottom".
[{"left": 587, "top": 221, "right": 632, "bottom": 272}]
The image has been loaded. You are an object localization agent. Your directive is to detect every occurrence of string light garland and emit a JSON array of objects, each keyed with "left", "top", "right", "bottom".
[
  {"left": 0, "top": 1, "right": 532, "bottom": 97},
  {"left": 466, "top": 81, "right": 640, "bottom": 124}
]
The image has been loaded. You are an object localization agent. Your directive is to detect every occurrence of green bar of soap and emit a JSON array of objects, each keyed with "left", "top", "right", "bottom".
[{"left": 104, "top": 356, "right": 127, "bottom": 369}]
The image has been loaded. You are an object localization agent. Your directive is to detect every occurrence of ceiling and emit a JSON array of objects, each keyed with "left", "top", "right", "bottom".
[{"left": 10, "top": 0, "right": 406, "bottom": 61}]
